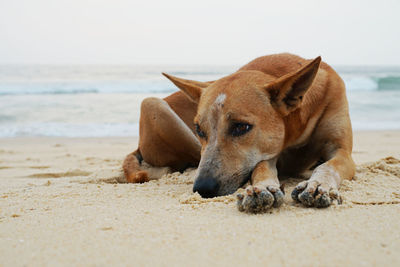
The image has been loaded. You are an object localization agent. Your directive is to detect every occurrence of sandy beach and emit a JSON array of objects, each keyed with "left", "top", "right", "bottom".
[{"left": 1, "top": 130, "right": 400, "bottom": 266}]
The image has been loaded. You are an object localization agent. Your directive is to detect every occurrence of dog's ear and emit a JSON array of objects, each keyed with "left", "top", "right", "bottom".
[
  {"left": 162, "top": 73, "right": 211, "bottom": 103},
  {"left": 265, "top": 56, "right": 321, "bottom": 116}
]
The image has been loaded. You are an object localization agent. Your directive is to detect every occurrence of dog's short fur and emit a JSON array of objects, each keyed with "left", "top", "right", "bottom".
[{"left": 123, "top": 53, "right": 355, "bottom": 213}]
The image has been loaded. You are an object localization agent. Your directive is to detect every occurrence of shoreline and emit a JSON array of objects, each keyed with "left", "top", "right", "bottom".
[
  {"left": 1, "top": 129, "right": 399, "bottom": 163},
  {"left": 1, "top": 128, "right": 399, "bottom": 137}
]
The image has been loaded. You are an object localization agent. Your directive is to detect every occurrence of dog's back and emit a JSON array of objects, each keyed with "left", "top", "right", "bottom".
[
  {"left": 239, "top": 53, "right": 332, "bottom": 79},
  {"left": 238, "top": 53, "right": 346, "bottom": 113}
]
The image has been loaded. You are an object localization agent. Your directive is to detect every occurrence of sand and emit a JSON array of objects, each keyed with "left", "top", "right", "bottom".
[{"left": 1, "top": 131, "right": 400, "bottom": 266}]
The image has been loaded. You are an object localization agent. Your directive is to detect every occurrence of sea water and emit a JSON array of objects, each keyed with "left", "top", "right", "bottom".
[{"left": 0, "top": 65, "right": 399, "bottom": 137}]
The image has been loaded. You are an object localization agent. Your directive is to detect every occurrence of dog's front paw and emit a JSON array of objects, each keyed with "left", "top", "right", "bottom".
[
  {"left": 237, "top": 185, "right": 284, "bottom": 213},
  {"left": 291, "top": 180, "right": 342, "bottom": 208}
]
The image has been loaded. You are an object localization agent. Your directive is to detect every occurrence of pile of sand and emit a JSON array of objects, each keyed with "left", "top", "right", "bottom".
[
  {"left": 81, "top": 156, "right": 400, "bottom": 211},
  {"left": 341, "top": 157, "right": 400, "bottom": 206}
]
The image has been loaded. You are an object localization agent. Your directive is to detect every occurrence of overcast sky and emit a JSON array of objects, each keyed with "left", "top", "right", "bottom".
[{"left": 0, "top": 0, "right": 399, "bottom": 66}]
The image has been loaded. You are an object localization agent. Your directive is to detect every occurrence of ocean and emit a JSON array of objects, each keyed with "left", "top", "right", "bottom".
[{"left": 0, "top": 64, "right": 399, "bottom": 137}]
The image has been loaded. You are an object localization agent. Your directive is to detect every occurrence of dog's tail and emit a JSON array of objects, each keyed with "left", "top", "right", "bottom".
[{"left": 123, "top": 149, "right": 149, "bottom": 183}]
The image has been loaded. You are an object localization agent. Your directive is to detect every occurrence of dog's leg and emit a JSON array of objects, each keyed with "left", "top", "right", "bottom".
[
  {"left": 291, "top": 97, "right": 355, "bottom": 208},
  {"left": 237, "top": 160, "right": 284, "bottom": 213},
  {"left": 123, "top": 149, "right": 172, "bottom": 183},
  {"left": 291, "top": 148, "right": 355, "bottom": 208},
  {"left": 123, "top": 149, "right": 150, "bottom": 183},
  {"left": 123, "top": 97, "right": 201, "bottom": 183}
]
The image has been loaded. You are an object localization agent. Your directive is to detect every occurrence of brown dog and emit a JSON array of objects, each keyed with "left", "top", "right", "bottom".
[{"left": 123, "top": 53, "right": 355, "bottom": 213}]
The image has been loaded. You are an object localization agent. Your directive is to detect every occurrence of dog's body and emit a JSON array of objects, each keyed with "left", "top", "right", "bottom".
[{"left": 123, "top": 53, "right": 355, "bottom": 213}]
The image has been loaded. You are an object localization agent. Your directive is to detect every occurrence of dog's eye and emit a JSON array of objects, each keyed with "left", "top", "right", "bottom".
[
  {"left": 230, "top": 123, "right": 253, "bottom": 137},
  {"left": 195, "top": 124, "right": 206, "bottom": 139}
]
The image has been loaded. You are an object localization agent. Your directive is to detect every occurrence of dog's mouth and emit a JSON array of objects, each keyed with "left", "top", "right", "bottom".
[
  {"left": 221, "top": 169, "right": 253, "bottom": 196},
  {"left": 207, "top": 170, "right": 252, "bottom": 197}
]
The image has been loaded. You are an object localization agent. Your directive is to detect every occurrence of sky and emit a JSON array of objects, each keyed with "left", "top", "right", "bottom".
[{"left": 0, "top": 0, "right": 399, "bottom": 66}]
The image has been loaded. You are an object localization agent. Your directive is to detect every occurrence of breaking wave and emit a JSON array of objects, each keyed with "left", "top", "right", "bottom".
[{"left": 343, "top": 76, "right": 400, "bottom": 91}]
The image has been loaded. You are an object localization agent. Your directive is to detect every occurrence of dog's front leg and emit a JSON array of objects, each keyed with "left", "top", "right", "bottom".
[
  {"left": 237, "top": 160, "right": 284, "bottom": 213},
  {"left": 291, "top": 148, "right": 355, "bottom": 208}
]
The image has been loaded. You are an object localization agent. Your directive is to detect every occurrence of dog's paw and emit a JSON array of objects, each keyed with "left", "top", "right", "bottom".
[
  {"left": 237, "top": 185, "right": 284, "bottom": 213},
  {"left": 126, "top": 171, "right": 149, "bottom": 183},
  {"left": 291, "top": 180, "right": 342, "bottom": 208}
]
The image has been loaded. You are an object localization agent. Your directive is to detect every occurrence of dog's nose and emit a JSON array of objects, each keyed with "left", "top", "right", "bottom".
[{"left": 193, "top": 177, "right": 219, "bottom": 198}]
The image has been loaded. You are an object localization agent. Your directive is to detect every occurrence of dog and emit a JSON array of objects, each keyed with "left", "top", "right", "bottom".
[{"left": 123, "top": 53, "right": 355, "bottom": 213}]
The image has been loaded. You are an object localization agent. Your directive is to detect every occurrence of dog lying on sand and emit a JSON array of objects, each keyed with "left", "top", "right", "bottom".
[{"left": 123, "top": 53, "right": 355, "bottom": 213}]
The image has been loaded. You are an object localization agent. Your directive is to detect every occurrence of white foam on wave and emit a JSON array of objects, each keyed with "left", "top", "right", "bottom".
[
  {"left": 0, "top": 122, "right": 139, "bottom": 137},
  {"left": 1, "top": 65, "right": 400, "bottom": 137},
  {"left": 343, "top": 77, "right": 378, "bottom": 91}
]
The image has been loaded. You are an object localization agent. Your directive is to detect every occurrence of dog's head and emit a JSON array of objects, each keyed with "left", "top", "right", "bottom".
[{"left": 163, "top": 56, "right": 321, "bottom": 198}]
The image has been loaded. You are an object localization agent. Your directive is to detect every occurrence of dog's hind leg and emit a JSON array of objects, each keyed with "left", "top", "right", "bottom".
[
  {"left": 123, "top": 149, "right": 172, "bottom": 183},
  {"left": 123, "top": 96, "right": 201, "bottom": 183},
  {"left": 123, "top": 149, "right": 150, "bottom": 183}
]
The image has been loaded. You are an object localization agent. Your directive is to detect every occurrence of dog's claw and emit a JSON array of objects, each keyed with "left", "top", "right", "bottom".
[
  {"left": 291, "top": 181, "right": 340, "bottom": 208},
  {"left": 272, "top": 189, "right": 285, "bottom": 208},
  {"left": 237, "top": 185, "right": 284, "bottom": 213},
  {"left": 298, "top": 190, "right": 315, "bottom": 207},
  {"left": 291, "top": 181, "right": 307, "bottom": 202},
  {"left": 246, "top": 188, "right": 254, "bottom": 196},
  {"left": 237, "top": 194, "right": 245, "bottom": 212},
  {"left": 315, "top": 193, "right": 331, "bottom": 208},
  {"left": 329, "top": 189, "right": 342, "bottom": 205}
]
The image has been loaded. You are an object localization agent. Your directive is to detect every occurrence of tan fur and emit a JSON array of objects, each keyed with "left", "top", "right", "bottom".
[{"left": 123, "top": 53, "right": 355, "bottom": 211}]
